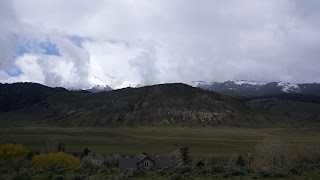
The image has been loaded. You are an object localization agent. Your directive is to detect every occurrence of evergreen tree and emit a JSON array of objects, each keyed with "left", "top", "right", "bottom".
[
  {"left": 179, "top": 147, "right": 191, "bottom": 165},
  {"left": 236, "top": 156, "right": 245, "bottom": 166}
]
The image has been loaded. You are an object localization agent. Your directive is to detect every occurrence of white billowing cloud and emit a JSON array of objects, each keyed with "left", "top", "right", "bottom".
[
  {"left": 1, "top": 0, "right": 320, "bottom": 89},
  {"left": 48, "top": 34, "right": 91, "bottom": 88},
  {"left": 83, "top": 40, "right": 142, "bottom": 88},
  {"left": 13, "top": 54, "right": 44, "bottom": 83},
  {"left": 5, "top": 54, "right": 80, "bottom": 88}
]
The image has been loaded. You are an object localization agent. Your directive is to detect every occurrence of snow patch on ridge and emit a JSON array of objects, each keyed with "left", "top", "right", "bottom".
[
  {"left": 190, "top": 81, "right": 211, "bottom": 87},
  {"left": 191, "top": 80, "right": 267, "bottom": 87},
  {"left": 89, "top": 75, "right": 107, "bottom": 88},
  {"left": 276, "top": 81, "right": 300, "bottom": 93},
  {"left": 115, "top": 81, "right": 141, "bottom": 89},
  {"left": 231, "top": 80, "right": 267, "bottom": 86}
]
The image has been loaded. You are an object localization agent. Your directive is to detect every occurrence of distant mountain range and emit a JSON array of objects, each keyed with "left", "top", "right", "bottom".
[
  {"left": 0, "top": 82, "right": 292, "bottom": 127},
  {"left": 0, "top": 81, "right": 319, "bottom": 127},
  {"left": 190, "top": 80, "right": 320, "bottom": 123},
  {"left": 192, "top": 80, "right": 320, "bottom": 97},
  {"left": 85, "top": 77, "right": 320, "bottom": 98}
]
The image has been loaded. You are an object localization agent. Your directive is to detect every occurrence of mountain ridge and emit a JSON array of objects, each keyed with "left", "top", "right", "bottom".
[
  {"left": 192, "top": 80, "right": 320, "bottom": 97},
  {"left": 0, "top": 82, "right": 67, "bottom": 112},
  {"left": 1, "top": 81, "right": 320, "bottom": 127},
  {"left": 0, "top": 82, "right": 290, "bottom": 127}
]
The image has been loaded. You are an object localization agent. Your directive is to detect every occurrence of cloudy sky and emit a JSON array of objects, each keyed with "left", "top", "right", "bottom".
[{"left": 1, "top": 0, "right": 320, "bottom": 89}]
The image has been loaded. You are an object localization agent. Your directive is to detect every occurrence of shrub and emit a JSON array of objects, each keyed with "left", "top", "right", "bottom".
[
  {"left": 169, "top": 173, "right": 182, "bottom": 180},
  {"left": 0, "top": 144, "right": 30, "bottom": 161},
  {"left": 257, "top": 166, "right": 289, "bottom": 178},
  {"left": 81, "top": 152, "right": 99, "bottom": 170},
  {"left": 255, "top": 139, "right": 292, "bottom": 166},
  {"left": 175, "top": 165, "right": 192, "bottom": 174},
  {"left": 155, "top": 169, "right": 166, "bottom": 176},
  {"left": 224, "top": 166, "right": 246, "bottom": 176},
  {"left": 251, "top": 158, "right": 265, "bottom": 168},
  {"left": 193, "top": 166, "right": 208, "bottom": 175},
  {"left": 257, "top": 166, "right": 272, "bottom": 178},
  {"left": 73, "top": 175, "right": 87, "bottom": 180},
  {"left": 196, "top": 160, "right": 205, "bottom": 167},
  {"left": 33, "top": 152, "right": 80, "bottom": 169},
  {"left": 273, "top": 168, "right": 289, "bottom": 178},
  {"left": 9, "top": 168, "right": 34, "bottom": 180},
  {"left": 132, "top": 169, "right": 145, "bottom": 177},
  {"left": 290, "top": 165, "right": 302, "bottom": 175},
  {"left": 52, "top": 174, "right": 65, "bottom": 180},
  {"left": 211, "top": 164, "right": 225, "bottom": 173},
  {"left": 289, "top": 163, "right": 318, "bottom": 175},
  {"left": 0, "top": 144, "right": 30, "bottom": 171},
  {"left": 293, "top": 143, "right": 320, "bottom": 164}
]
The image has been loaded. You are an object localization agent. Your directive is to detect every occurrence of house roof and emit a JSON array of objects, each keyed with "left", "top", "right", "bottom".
[
  {"left": 118, "top": 154, "right": 172, "bottom": 169},
  {"left": 136, "top": 154, "right": 154, "bottom": 163},
  {"left": 135, "top": 154, "right": 146, "bottom": 163},
  {"left": 152, "top": 156, "right": 173, "bottom": 169},
  {"left": 118, "top": 156, "right": 137, "bottom": 169}
]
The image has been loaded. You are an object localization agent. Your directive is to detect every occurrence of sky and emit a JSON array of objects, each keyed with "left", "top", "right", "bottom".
[{"left": 1, "top": 0, "right": 320, "bottom": 89}]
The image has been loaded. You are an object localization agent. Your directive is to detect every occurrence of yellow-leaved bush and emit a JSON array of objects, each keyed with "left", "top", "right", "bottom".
[
  {"left": 33, "top": 152, "right": 80, "bottom": 169},
  {"left": 0, "top": 144, "right": 30, "bottom": 161}
]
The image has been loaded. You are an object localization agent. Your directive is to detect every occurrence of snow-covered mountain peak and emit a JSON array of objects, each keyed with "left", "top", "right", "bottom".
[
  {"left": 191, "top": 80, "right": 268, "bottom": 87},
  {"left": 190, "top": 81, "right": 212, "bottom": 87},
  {"left": 276, "top": 81, "right": 300, "bottom": 93},
  {"left": 89, "top": 75, "right": 107, "bottom": 88},
  {"left": 192, "top": 79, "right": 310, "bottom": 96},
  {"left": 85, "top": 75, "right": 113, "bottom": 92},
  {"left": 230, "top": 80, "right": 267, "bottom": 86}
]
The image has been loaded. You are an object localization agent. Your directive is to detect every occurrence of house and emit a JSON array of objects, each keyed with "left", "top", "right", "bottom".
[{"left": 118, "top": 154, "right": 172, "bottom": 169}]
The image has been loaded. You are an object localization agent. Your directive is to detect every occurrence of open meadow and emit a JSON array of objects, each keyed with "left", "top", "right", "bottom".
[{"left": 1, "top": 126, "right": 320, "bottom": 158}]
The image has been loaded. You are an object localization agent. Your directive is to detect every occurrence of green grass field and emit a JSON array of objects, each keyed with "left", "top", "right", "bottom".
[{"left": 1, "top": 126, "right": 320, "bottom": 158}]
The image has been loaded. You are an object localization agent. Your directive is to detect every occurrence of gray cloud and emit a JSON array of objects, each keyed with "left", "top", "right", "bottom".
[
  {"left": 128, "top": 40, "right": 160, "bottom": 86},
  {"left": 0, "top": 0, "right": 20, "bottom": 71},
  {"left": 1, "top": 0, "right": 320, "bottom": 88}
]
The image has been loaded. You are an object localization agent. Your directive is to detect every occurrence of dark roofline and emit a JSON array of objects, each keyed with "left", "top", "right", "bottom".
[{"left": 137, "top": 156, "right": 155, "bottom": 163}]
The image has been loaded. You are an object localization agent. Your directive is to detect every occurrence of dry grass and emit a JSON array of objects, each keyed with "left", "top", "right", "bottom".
[{"left": 0, "top": 126, "right": 319, "bottom": 158}]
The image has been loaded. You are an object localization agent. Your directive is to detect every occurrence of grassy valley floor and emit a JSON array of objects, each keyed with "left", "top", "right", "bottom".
[{"left": 1, "top": 126, "right": 320, "bottom": 158}]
